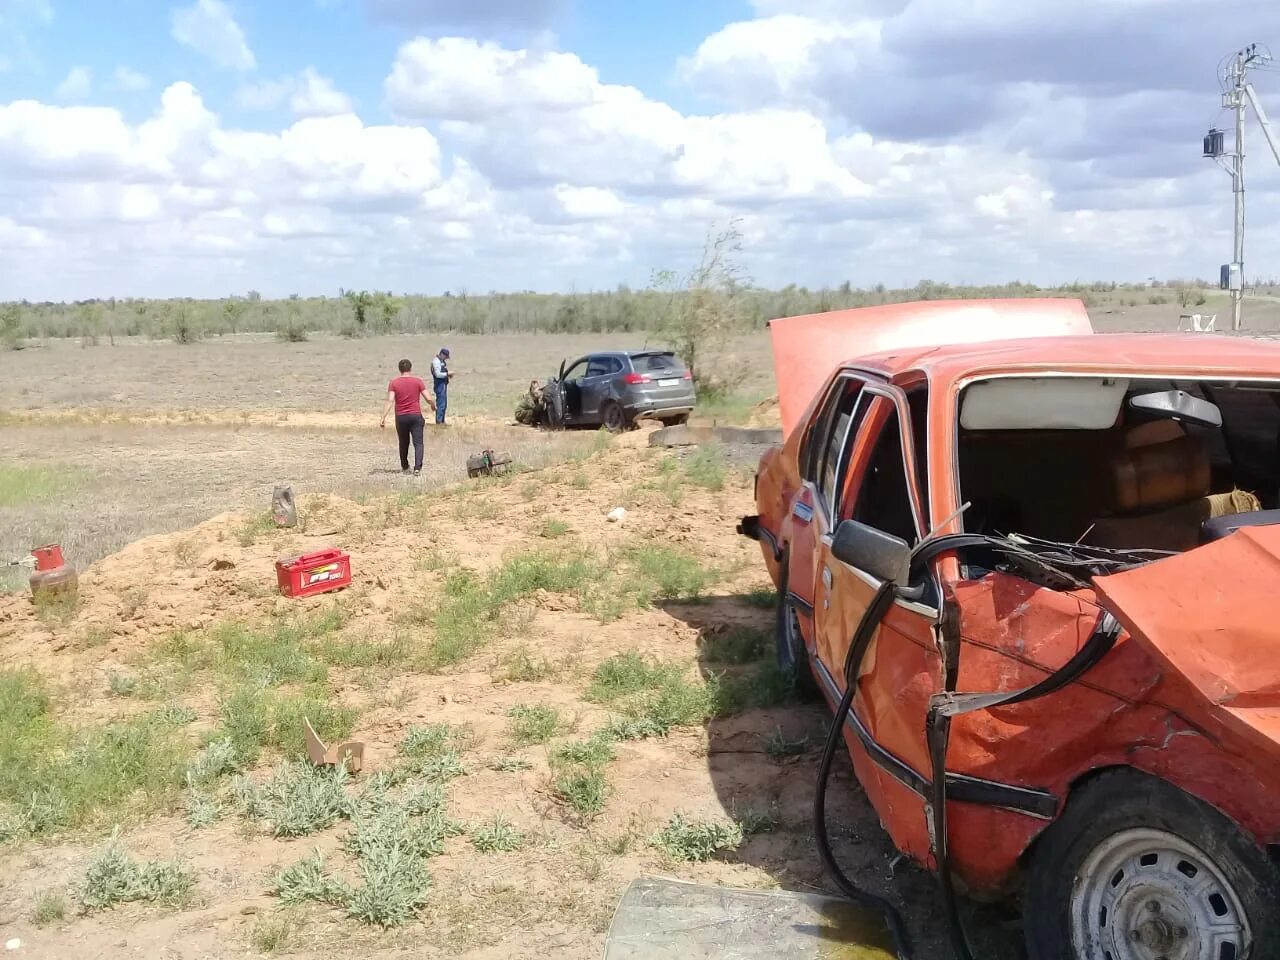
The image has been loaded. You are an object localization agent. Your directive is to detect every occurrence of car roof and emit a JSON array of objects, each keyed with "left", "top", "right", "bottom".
[{"left": 842, "top": 333, "right": 1280, "bottom": 384}]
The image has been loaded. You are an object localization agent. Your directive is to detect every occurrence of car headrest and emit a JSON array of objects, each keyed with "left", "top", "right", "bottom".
[{"left": 1109, "top": 433, "right": 1211, "bottom": 513}]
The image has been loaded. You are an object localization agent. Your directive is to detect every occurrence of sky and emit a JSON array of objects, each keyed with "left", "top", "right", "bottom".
[{"left": 3, "top": 0, "right": 1280, "bottom": 300}]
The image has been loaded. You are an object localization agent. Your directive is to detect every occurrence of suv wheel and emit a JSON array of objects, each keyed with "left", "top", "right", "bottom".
[
  {"left": 1024, "top": 768, "right": 1280, "bottom": 960},
  {"left": 601, "top": 401, "right": 629, "bottom": 433}
]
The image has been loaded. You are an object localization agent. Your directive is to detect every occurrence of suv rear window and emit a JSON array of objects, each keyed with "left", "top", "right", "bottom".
[{"left": 632, "top": 353, "right": 683, "bottom": 373}]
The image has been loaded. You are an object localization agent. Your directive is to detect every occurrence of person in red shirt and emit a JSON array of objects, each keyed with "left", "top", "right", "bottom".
[{"left": 379, "top": 358, "right": 437, "bottom": 475}]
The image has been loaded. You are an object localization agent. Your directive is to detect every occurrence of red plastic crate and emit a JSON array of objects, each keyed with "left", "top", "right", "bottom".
[{"left": 276, "top": 548, "right": 352, "bottom": 598}]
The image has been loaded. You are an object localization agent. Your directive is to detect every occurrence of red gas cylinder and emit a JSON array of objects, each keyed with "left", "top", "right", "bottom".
[{"left": 29, "top": 544, "right": 77, "bottom": 601}]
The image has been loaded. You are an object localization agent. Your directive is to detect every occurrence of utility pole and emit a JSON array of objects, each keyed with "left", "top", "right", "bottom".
[{"left": 1206, "top": 44, "right": 1280, "bottom": 331}]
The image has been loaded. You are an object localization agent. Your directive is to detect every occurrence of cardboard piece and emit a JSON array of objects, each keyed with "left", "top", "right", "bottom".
[{"left": 304, "top": 717, "right": 365, "bottom": 772}]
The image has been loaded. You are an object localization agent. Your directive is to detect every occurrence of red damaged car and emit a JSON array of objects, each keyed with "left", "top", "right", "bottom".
[{"left": 739, "top": 298, "right": 1280, "bottom": 960}]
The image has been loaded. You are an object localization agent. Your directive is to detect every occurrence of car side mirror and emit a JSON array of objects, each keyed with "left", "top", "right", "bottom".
[{"left": 831, "top": 520, "right": 910, "bottom": 585}]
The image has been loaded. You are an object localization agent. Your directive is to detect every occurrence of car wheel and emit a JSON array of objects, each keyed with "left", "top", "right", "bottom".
[
  {"left": 1024, "top": 767, "right": 1280, "bottom": 960},
  {"left": 601, "top": 401, "right": 629, "bottom": 434},
  {"left": 774, "top": 557, "right": 819, "bottom": 701}
]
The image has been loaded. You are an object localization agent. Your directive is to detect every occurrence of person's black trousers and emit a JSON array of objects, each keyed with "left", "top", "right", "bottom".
[{"left": 395, "top": 413, "right": 425, "bottom": 471}]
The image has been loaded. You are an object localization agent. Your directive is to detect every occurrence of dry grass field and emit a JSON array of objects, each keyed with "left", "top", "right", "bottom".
[{"left": 3, "top": 293, "right": 1280, "bottom": 960}]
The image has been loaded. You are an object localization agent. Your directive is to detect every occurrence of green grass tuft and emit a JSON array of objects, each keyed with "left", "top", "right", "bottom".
[
  {"left": 249, "top": 912, "right": 298, "bottom": 953},
  {"left": 0, "top": 669, "right": 190, "bottom": 840},
  {"left": 650, "top": 813, "right": 743, "bottom": 862},
  {"left": 31, "top": 889, "right": 67, "bottom": 926},
  {"left": 470, "top": 814, "right": 524, "bottom": 853},
  {"left": 683, "top": 445, "right": 726, "bottom": 490},
  {"left": 79, "top": 832, "right": 196, "bottom": 911},
  {"left": 0, "top": 464, "right": 74, "bottom": 508},
  {"left": 233, "top": 761, "right": 351, "bottom": 838},
  {"left": 698, "top": 626, "right": 770, "bottom": 665},
  {"left": 506, "top": 704, "right": 562, "bottom": 746},
  {"left": 272, "top": 851, "right": 348, "bottom": 907},
  {"left": 762, "top": 726, "right": 810, "bottom": 759}
]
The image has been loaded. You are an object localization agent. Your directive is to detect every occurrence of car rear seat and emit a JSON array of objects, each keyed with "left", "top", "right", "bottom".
[{"left": 1084, "top": 425, "right": 1259, "bottom": 552}]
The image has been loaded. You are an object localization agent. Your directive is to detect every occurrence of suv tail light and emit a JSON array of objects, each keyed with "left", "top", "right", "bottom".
[
  {"left": 623, "top": 372, "right": 652, "bottom": 385},
  {"left": 683, "top": 370, "right": 692, "bottom": 380}
]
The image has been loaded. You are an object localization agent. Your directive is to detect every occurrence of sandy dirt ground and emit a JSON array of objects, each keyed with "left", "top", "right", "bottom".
[{"left": 0, "top": 424, "right": 1023, "bottom": 960}]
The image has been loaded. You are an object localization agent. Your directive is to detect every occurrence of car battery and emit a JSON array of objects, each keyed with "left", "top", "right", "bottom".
[{"left": 276, "top": 548, "right": 352, "bottom": 599}]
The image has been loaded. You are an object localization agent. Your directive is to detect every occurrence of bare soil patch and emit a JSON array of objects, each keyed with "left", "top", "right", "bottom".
[{"left": 0, "top": 427, "right": 1022, "bottom": 960}]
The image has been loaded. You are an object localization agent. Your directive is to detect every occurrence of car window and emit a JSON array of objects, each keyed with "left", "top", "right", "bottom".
[
  {"left": 564, "top": 359, "right": 588, "bottom": 380},
  {"left": 634, "top": 353, "right": 682, "bottom": 373},
  {"left": 851, "top": 405, "right": 920, "bottom": 546},
  {"left": 906, "top": 385, "right": 930, "bottom": 521},
  {"left": 608, "top": 357, "right": 625, "bottom": 375},
  {"left": 812, "top": 381, "right": 868, "bottom": 518},
  {"left": 802, "top": 376, "right": 862, "bottom": 485},
  {"left": 586, "top": 357, "right": 612, "bottom": 377}
]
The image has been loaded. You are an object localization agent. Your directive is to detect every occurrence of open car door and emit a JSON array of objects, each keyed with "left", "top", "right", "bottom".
[{"left": 543, "top": 360, "right": 568, "bottom": 429}]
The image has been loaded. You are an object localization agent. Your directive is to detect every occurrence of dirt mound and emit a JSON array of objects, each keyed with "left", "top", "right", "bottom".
[
  {"left": 745, "top": 395, "right": 781, "bottom": 428},
  {"left": 0, "top": 430, "right": 980, "bottom": 960}
]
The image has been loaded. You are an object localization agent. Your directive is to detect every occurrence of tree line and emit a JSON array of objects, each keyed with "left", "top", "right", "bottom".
[{"left": 0, "top": 278, "right": 1200, "bottom": 348}]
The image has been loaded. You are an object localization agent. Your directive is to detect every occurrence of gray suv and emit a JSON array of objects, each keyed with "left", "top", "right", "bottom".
[{"left": 543, "top": 350, "right": 697, "bottom": 432}]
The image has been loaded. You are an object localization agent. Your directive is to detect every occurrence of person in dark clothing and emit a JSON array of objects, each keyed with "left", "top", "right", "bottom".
[
  {"left": 380, "top": 358, "right": 437, "bottom": 475},
  {"left": 430, "top": 347, "right": 453, "bottom": 425}
]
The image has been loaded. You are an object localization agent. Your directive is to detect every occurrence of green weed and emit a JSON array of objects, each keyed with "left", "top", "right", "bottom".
[
  {"left": 540, "top": 518, "right": 570, "bottom": 539},
  {"left": 249, "top": 912, "right": 298, "bottom": 953},
  {"left": 552, "top": 736, "right": 616, "bottom": 767},
  {"left": 587, "top": 653, "right": 716, "bottom": 738},
  {"left": 506, "top": 704, "right": 561, "bottom": 746},
  {"left": 185, "top": 789, "right": 222, "bottom": 828},
  {"left": 272, "top": 851, "right": 348, "bottom": 907},
  {"left": 31, "top": 889, "right": 67, "bottom": 926},
  {"left": 470, "top": 815, "right": 524, "bottom": 853},
  {"left": 343, "top": 844, "right": 432, "bottom": 928},
  {"left": 0, "top": 670, "right": 189, "bottom": 840},
  {"left": 762, "top": 726, "right": 810, "bottom": 759},
  {"left": 736, "top": 805, "right": 782, "bottom": 836},
  {"left": 699, "top": 627, "right": 769, "bottom": 665},
  {"left": 683, "top": 445, "right": 726, "bottom": 490},
  {"left": 552, "top": 765, "right": 609, "bottom": 820},
  {"left": 236, "top": 510, "right": 278, "bottom": 547},
  {"left": 233, "top": 761, "right": 351, "bottom": 838},
  {"left": 651, "top": 813, "right": 743, "bottom": 862},
  {"left": 494, "top": 645, "right": 560, "bottom": 683},
  {"left": 79, "top": 832, "right": 195, "bottom": 911},
  {"left": 0, "top": 464, "right": 75, "bottom": 507},
  {"left": 742, "top": 588, "right": 778, "bottom": 609},
  {"left": 486, "top": 756, "right": 533, "bottom": 773}
]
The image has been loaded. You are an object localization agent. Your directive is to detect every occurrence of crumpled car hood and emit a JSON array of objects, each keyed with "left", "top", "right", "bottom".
[
  {"left": 1093, "top": 525, "right": 1280, "bottom": 755},
  {"left": 768, "top": 298, "right": 1094, "bottom": 435}
]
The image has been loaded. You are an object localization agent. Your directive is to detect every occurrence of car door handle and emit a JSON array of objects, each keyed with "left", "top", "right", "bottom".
[{"left": 822, "top": 567, "right": 833, "bottom": 589}]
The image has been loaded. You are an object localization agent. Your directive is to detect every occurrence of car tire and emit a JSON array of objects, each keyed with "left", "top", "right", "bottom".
[
  {"left": 774, "top": 556, "right": 819, "bottom": 702},
  {"left": 601, "top": 401, "right": 629, "bottom": 434},
  {"left": 1023, "top": 767, "right": 1280, "bottom": 960}
]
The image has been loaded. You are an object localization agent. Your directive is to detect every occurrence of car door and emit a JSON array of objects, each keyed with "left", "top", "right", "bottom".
[
  {"left": 580, "top": 355, "right": 617, "bottom": 423},
  {"left": 812, "top": 387, "right": 941, "bottom": 867},
  {"left": 783, "top": 373, "right": 870, "bottom": 672},
  {"left": 559, "top": 357, "right": 589, "bottom": 422}
]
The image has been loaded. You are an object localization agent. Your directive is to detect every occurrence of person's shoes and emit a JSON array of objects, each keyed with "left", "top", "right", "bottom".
[
  {"left": 401, "top": 468, "right": 410, "bottom": 475},
  {"left": 413, "top": 469, "right": 421, "bottom": 477}
]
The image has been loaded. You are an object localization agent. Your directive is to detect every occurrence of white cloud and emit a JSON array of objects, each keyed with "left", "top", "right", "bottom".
[
  {"left": 111, "top": 66, "right": 151, "bottom": 92},
  {"left": 291, "top": 68, "right": 355, "bottom": 118},
  {"left": 171, "top": 0, "right": 256, "bottom": 71},
  {"left": 236, "top": 69, "right": 354, "bottom": 118},
  {"left": 2, "top": 3, "right": 1280, "bottom": 300},
  {"left": 54, "top": 66, "right": 92, "bottom": 102}
]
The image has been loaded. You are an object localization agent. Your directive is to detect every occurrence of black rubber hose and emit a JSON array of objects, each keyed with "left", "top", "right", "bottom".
[{"left": 812, "top": 580, "right": 914, "bottom": 960}]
